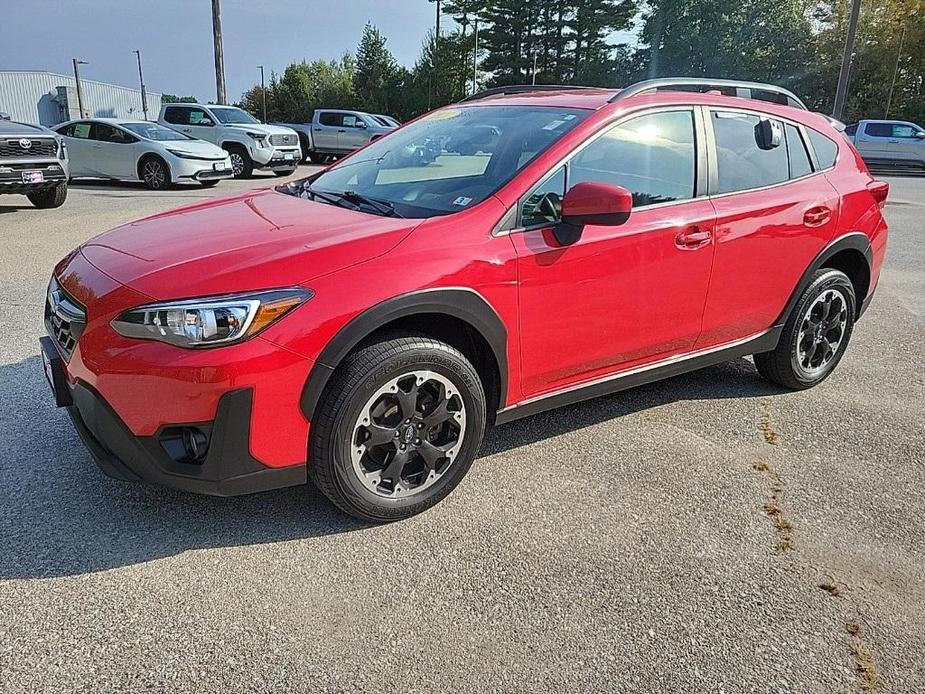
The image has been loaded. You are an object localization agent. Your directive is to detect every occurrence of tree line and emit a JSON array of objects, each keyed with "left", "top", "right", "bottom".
[{"left": 230, "top": 0, "right": 923, "bottom": 125}]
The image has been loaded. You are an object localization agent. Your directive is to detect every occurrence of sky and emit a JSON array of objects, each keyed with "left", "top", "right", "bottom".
[{"left": 0, "top": 0, "right": 440, "bottom": 102}]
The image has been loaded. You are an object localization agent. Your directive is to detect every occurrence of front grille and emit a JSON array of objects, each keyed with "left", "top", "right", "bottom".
[
  {"left": 0, "top": 138, "right": 57, "bottom": 158},
  {"left": 269, "top": 133, "right": 297, "bottom": 147},
  {"left": 45, "top": 276, "right": 86, "bottom": 361}
]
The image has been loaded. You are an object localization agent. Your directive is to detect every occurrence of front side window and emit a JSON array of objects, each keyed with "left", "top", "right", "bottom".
[
  {"left": 569, "top": 110, "right": 697, "bottom": 207},
  {"left": 893, "top": 124, "right": 923, "bottom": 138},
  {"left": 342, "top": 114, "right": 359, "bottom": 128},
  {"left": 210, "top": 107, "right": 258, "bottom": 124},
  {"left": 92, "top": 123, "right": 135, "bottom": 144},
  {"left": 121, "top": 122, "right": 192, "bottom": 141},
  {"left": 712, "top": 111, "right": 788, "bottom": 193},
  {"left": 303, "top": 105, "right": 589, "bottom": 218},
  {"left": 520, "top": 166, "right": 567, "bottom": 227}
]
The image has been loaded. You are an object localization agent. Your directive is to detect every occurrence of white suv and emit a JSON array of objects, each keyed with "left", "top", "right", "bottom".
[{"left": 158, "top": 103, "right": 301, "bottom": 178}]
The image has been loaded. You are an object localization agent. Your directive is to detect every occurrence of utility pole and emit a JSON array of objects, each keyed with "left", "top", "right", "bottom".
[
  {"left": 884, "top": 25, "right": 906, "bottom": 118},
  {"left": 132, "top": 50, "right": 148, "bottom": 120},
  {"left": 257, "top": 65, "right": 267, "bottom": 122},
  {"left": 532, "top": 51, "right": 538, "bottom": 85},
  {"left": 832, "top": 0, "right": 862, "bottom": 120},
  {"left": 72, "top": 58, "right": 88, "bottom": 118},
  {"left": 211, "top": 0, "right": 227, "bottom": 104},
  {"left": 427, "top": 0, "right": 441, "bottom": 109},
  {"left": 472, "top": 18, "right": 479, "bottom": 96}
]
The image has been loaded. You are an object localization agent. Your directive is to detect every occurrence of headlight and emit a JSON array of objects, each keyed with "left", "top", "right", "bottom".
[
  {"left": 246, "top": 131, "right": 269, "bottom": 148},
  {"left": 166, "top": 148, "right": 204, "bottom": 160},
  {"left": 111, "top": 288, "right": 312, "bottom": 348}
]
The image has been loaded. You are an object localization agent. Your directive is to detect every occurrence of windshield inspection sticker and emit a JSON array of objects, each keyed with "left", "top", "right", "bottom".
[{"left": 452, "top": 196, "right": 473, "bottom": 207}]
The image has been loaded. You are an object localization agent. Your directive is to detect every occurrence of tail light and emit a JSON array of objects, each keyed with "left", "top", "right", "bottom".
[{"left": 867, "top": 180, "right": 889, "bottom": 208}]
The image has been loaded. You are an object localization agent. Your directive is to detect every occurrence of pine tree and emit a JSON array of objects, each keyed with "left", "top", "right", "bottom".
[{"left": 355, "top": 22, "right": 399, "bottom": 115}]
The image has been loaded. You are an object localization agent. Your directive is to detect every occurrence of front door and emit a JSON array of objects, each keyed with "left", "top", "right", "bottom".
[
  {"left": 338, "top": 113, "right": 370, "bottom": 151},
  {"left": 163, "top": 105, "right": 218, "bottom": 144},
  {"left": 511, "top": 108, "right": 716, "bottom": 397}
]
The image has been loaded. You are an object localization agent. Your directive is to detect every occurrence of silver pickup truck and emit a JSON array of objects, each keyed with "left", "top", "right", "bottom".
[
  {"left": 845, "top": 119, "right": 925, "bottom": 170},
  {"left": 276, "top": 110, "right": 398, "bottom": 163},
  {"left": 0, "top": 119, "right": 69, "bottom": 208}
]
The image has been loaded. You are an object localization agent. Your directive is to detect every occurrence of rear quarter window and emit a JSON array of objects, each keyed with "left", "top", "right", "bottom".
[{"left": 807, "top": 128, "right": 839, "bottom": 169}]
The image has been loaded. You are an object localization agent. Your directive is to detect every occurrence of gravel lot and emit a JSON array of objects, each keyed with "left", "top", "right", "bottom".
[{"left": 1, "top": 170, "right": 923, "bottom": 693}]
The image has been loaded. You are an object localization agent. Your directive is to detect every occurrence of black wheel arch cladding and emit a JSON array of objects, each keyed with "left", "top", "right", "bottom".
[{"left": 300, "top": 288, "right": 508, "bottom": 420}]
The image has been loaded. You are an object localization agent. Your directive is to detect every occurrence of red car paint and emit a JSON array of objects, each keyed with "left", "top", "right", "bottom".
[{"left": 48, "top": 87, "right": 888, "bottom": 481}]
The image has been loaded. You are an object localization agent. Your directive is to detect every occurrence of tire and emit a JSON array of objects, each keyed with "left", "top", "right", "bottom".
[
  {"left": 309, "top": 334, "right": 487, "bottom": 522},
  {"left": 27, "top": 183, "right": 67, "bottom": 209},
  {"left": 307, "top": 151, "right": 326, "bottom": 164},
  {"left": 200, "top": 179, "right": 220, "bottom": 187},
  {"left": 139, "top": 155, "right": 171, "bottom": 190},
  {"left": 274, "top": 169, "right": 296, "bottom": 177},
  {"left": 754, "top": 268, "right": 856, "bottom": 390},
  {"left": 224, "top": 144, "right": 253, "bottom": 178}
]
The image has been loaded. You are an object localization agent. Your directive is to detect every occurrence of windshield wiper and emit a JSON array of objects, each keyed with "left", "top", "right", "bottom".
[
  {"left": 338, "top": 190, "right": 404, "bottom": 218},
  {"left": 299, "top": 182, "right": 347, "bottom": 207}
]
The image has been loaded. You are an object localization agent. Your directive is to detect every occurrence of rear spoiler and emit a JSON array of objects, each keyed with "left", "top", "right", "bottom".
[{"left": 821, "top": 115, "right": 847, "bottom": 132}]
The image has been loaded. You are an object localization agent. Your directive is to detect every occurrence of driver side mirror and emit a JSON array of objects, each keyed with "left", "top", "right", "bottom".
[
  {"left": 916, "top": 131, "right": 925, "bottom": 139},
  {"left": 198, "top": 118, "right": 213, "bottom": 127},
  {"left": 356, "top": 121, "right": 368, "bottom": 129},
  {"left": 552, "top": 181, "right": 633, "bottom": 246}
]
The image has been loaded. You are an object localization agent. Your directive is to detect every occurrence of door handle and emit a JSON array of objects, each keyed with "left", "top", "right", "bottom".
[
  {"left": 337, "top": 129, "right": 346, "bottom": 133},
  {"left": 675, "top": 226, "right": 712, "bottom": 250},
  {"left": 181, "top": 128, "right": 191, "bottom": 133},
  {"left": 803, "top": 206, "right": 832, "bottom": 227},
  {"left": 888, "top": 139, "right": 899, "bottom": 143}
]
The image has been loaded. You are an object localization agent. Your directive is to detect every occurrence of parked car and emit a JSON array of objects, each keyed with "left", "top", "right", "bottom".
[
  {"left": 0, "top": 118, "right": 68, "bottom": 208},
  {"left": 277, "top": 109, "right": 397, "bottom": 163},
  {"left": 845, "top": 119, "right": 925, "bottom": 170},
  {"left": 42, "top": 79, "right": 889, "bottom": 522},
  {"left": 0, "top": 111, "right": 11, "bottom": 120},
  {"left": 159, "top": 103, "right": 300, "bottom": 178},
  {"left": 54, "top": 119, "right": 233, "bottom": 190}
]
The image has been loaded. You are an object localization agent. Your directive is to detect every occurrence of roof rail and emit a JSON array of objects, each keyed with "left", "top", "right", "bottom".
[
  {"left": 459, "top": 84, "right": 602, "bottom": 103},
  {"left": 609, "top": 78, "right": 808, "bottom": 110}
]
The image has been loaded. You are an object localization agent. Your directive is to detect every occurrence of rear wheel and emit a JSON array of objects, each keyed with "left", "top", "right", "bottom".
[
  {"left": 754, "top": 268, "right": 856, "bottom": 389},
  {"left": 307, "top": 151, "right": 326, "bottom": 164},
  {"left": 140, "top": 156, "right": 170, "bottom": 190},
  {"left": 27, "top": 183, "right": 67, "bottom": 208},
  {"left": 309, "top": 334, "right": 486, "bottom": 522},
  {"left": 225, "top": 145, "right": 253, "bottom": 178}
]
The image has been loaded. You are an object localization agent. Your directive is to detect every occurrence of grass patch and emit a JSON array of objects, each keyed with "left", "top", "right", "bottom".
[
  {"left": 845, "top": 622, "right": 881, "bottom": 690},
  {"left": 759, "top": 411, "right": 780, "bottom": 445}
]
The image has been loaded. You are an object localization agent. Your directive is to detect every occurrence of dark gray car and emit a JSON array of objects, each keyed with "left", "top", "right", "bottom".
[{"left": 0, "top": 120, "right": 69, "bottom": 208}]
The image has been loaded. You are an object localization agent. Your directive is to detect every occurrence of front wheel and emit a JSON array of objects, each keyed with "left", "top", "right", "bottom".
[
  {"left": 27, "top": 183, "right": 67, "bottom": 208},
  {"left": 200, "top": 179, "right": 220, "bottom": 188},
  {"left": 754, "top": 268, "right": 856, "bottom": 390},
  {"left": 225, "top": 145, "right": 253, "bottom": 178},
  {"left": 309, "top": 335, "right": 486, "bottom": 522},
  {"left": 140, "top": 156, "right": 171, "bottom": 190}
]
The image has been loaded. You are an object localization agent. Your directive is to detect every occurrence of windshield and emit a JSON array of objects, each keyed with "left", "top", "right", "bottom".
[
  {"left": 303, "top": 105, "right": 588, "bottom": 218},
  {"left": 121, "top": 122, "right": 192, "bottom": 141},
  {"left": 211, "top": 107, "right": 260, "bottom": 124}
]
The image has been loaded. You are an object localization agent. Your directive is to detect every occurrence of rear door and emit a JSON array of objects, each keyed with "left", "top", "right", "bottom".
[
  {"left": 56, "top": 121, "right": 94, "bottom": 176},
  {"left": 696, "top": 109, "right": 841, "bottom": 348},
  {"left": 313, "top": 111, "right": 341, "bottom": 151}
]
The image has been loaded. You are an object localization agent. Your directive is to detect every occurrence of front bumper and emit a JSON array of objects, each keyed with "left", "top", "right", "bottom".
[
  {"left": 251, "top": 146, "right": 301, "bottom": 168},
  {"left": 43, "top": 336, "right": 306, "bottom": 496},
  {"left": 170, "top": 155, "right": 234, "bottom": 182},
  {"left": 0, "top": 161, "right": 67, "bottom": 193}
]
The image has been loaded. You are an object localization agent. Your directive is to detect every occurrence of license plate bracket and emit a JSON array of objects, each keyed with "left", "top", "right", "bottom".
[
  {"left": 22, "top": 170, "right": 44, "bottom": 184},
  {"left": 39, "top": 336, "right": 73, "bottom": 407}
]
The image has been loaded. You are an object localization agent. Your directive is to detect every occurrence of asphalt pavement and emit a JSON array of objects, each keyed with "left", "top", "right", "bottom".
[{"left": 1, "top": 170, "right": 923, "bottom": 693}]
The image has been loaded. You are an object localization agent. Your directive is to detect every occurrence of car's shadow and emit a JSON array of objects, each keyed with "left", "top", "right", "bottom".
[
  {"left": 66, "top": 172, "right": 290, "bottom": 197},
  {"left": 1, "top": 352, "right": 784, "bottom": 579}
]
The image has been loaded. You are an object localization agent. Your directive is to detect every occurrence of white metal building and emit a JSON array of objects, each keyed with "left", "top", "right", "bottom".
[{"left": 0, "top": 70, "right": 162, "bottom": 126}]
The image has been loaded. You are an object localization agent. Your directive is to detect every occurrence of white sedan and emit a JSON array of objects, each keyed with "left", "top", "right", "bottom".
[{"left": 53, "top": 118, "right": 233, "bottom": 190}]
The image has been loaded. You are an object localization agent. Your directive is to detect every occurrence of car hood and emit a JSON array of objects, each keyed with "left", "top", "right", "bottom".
[
  {"left": 158, "top": 139, "right": 228, "bottom": 158},
  {"left": 79, "top": 188, "right": 420, "bottom": 300},
  {"left": 224, "top": 123, "right": 297, "bottom": 137}
]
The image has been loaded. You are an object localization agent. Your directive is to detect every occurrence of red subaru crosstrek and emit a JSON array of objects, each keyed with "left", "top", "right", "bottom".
[{"left": 41, "top": 79, "right": 889, "bottom": 522}]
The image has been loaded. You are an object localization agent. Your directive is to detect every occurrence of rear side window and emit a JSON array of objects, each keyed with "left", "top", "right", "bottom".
[
  {"left": 61, "top": 122, "right": 92, "bottom": 138},
  {"left": 807, "top": 129, "right": 839, "bottom": 169},
  {"left": 163, "top": 107, "right": 187, "bottom": 125},
  {"left": 569, "top": 109, "right": 697, "bottom": 207},
  {"left": 864, "top": 122, "right": 892, "bottom": 137},
  {"left": 318, "top": 112, "right": 342, "bottom": 127},
  {"left": 785, "top": 124, "right": 812, "bottom": 178},
  {"left": 844, "top": 123, "right": 858, "bottom": 136},
  {"left": 712, "top": 111, "right": 789, "bottom": 193}
]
